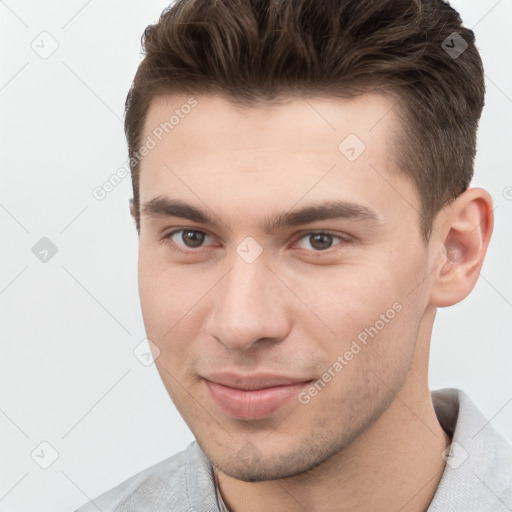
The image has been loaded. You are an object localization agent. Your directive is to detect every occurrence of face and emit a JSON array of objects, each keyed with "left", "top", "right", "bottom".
[{"left": 136, "top": 92, "right": 432, "bottom": 481}]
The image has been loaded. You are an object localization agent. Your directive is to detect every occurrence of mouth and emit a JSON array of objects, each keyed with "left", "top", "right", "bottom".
[{"left": 202, "top": 372, "right": 314, "bottom": 420}]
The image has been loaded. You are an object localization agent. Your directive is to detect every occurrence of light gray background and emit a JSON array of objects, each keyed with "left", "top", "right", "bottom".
[{"left": 0, "top": 1, "right": 510, "bottom": 511}]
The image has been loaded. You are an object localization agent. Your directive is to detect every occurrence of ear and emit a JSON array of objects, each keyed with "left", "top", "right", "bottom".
[
  {"left": 129, "top": 198, "right": 141, "bottom": 237},
  {"left": 429, "top": 187, "right": 494, "bottom": 307},
  {"left": 129, "top": 198, "right": 135, "bottom": 219}
]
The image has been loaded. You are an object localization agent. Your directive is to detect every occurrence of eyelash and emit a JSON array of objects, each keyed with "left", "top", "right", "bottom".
[{"left": 161, "top": 228, "right": 353, "bottom": 255}]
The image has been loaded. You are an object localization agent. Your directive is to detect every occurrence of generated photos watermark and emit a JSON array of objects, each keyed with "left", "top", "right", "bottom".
[{"left": 298, "top": 301, "right": 403, "bottom": 405}]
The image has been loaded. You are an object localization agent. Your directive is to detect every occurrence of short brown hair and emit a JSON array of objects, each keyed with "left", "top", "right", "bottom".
[{"left": 125, "top": 0, "right": 485, "bottom": 241}]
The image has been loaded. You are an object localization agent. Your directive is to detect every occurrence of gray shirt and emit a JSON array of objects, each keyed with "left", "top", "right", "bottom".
[{"left": 74, "top": 388, "right": 512, "bottom": 511}]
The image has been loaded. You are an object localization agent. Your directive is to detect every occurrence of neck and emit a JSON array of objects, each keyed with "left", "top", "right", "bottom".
[{"left": 214, "top": 307, "right": 451, "bottom": 512}]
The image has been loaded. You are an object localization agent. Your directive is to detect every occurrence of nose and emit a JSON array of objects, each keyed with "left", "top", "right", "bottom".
[{"left": 206, "top": 256, "right": 291, "bottom": 351}]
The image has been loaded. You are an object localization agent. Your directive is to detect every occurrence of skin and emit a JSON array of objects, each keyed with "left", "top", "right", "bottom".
[{"left": 132, "top": 92, "right": 493, "bottom": 512}]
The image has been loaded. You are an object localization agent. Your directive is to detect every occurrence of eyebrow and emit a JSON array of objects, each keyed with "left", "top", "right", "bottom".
[{"left": 141, "top": 196, "right": 381, "bottom": 234}]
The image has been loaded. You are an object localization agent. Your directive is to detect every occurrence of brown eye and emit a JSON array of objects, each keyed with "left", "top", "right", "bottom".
[
  {"left": 180, "top": 230, "right": 206, "bottom": 248},
  {"left": 309, "top": 233, "right": 334, "bottom": 250},
  {"left": 295, "top": 231, "right": 347, "bottom": 252},
  {"left": 165, "top": 229, "right": 211, "bottom": 251}
]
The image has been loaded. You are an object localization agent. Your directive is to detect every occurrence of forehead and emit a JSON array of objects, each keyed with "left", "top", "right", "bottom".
[
  {"left": 137, "top": 92, "right": 419, "bottom": 233},
  {"left": 142, "top": 92, "right": 399, "bottom": 160}
]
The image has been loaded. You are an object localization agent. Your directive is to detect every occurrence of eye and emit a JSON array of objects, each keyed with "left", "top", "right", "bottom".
[
  {"left": 164, "top": 228, "right": 213, "bottom": 252},
  {"left": 294, "top": 231, "right": 350, "bottom": 252},
  {"left": 162, "top": 228, "right": 352, "bottom": 255}
]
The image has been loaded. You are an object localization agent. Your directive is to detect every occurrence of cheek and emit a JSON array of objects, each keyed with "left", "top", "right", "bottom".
[
  {"left": 138, "top": 254, "right": 185, "bottom": 342},
  {"left": 137, "top": 253, "right": 219, "bottom": 366},
  {"left": 298, "top": 283, "right": 418, "bottom": 422},
  {"left": 138, "top": 248, "right": 199, "bottom": 324},
  {"left": 287, "top": 264, "right": 403, "bottom": 335},
  {"left": 291, "top": 257, "right": 422, "bottom": 376}
]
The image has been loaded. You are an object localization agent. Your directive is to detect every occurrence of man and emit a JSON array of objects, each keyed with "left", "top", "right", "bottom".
[{"left": 76, "top": 0, "right": 512, "bottom": 510}]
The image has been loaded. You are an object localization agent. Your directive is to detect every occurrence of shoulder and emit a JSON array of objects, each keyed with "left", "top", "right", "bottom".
[
  {"left": 430, "top": 388, "right": 512, "bottom": 511},
  {"left": 74, "top": 442, "right": 194, "bottom": 512}
]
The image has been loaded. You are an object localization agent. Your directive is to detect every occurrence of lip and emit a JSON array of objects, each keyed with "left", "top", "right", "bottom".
[{"left": 203, "top": 372, "right": 313, "bottom": 420}]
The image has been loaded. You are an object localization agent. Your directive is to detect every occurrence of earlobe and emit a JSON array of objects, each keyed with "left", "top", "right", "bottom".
[{"left": 429, "top": 188, "right": 494, "bottom": 307}]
